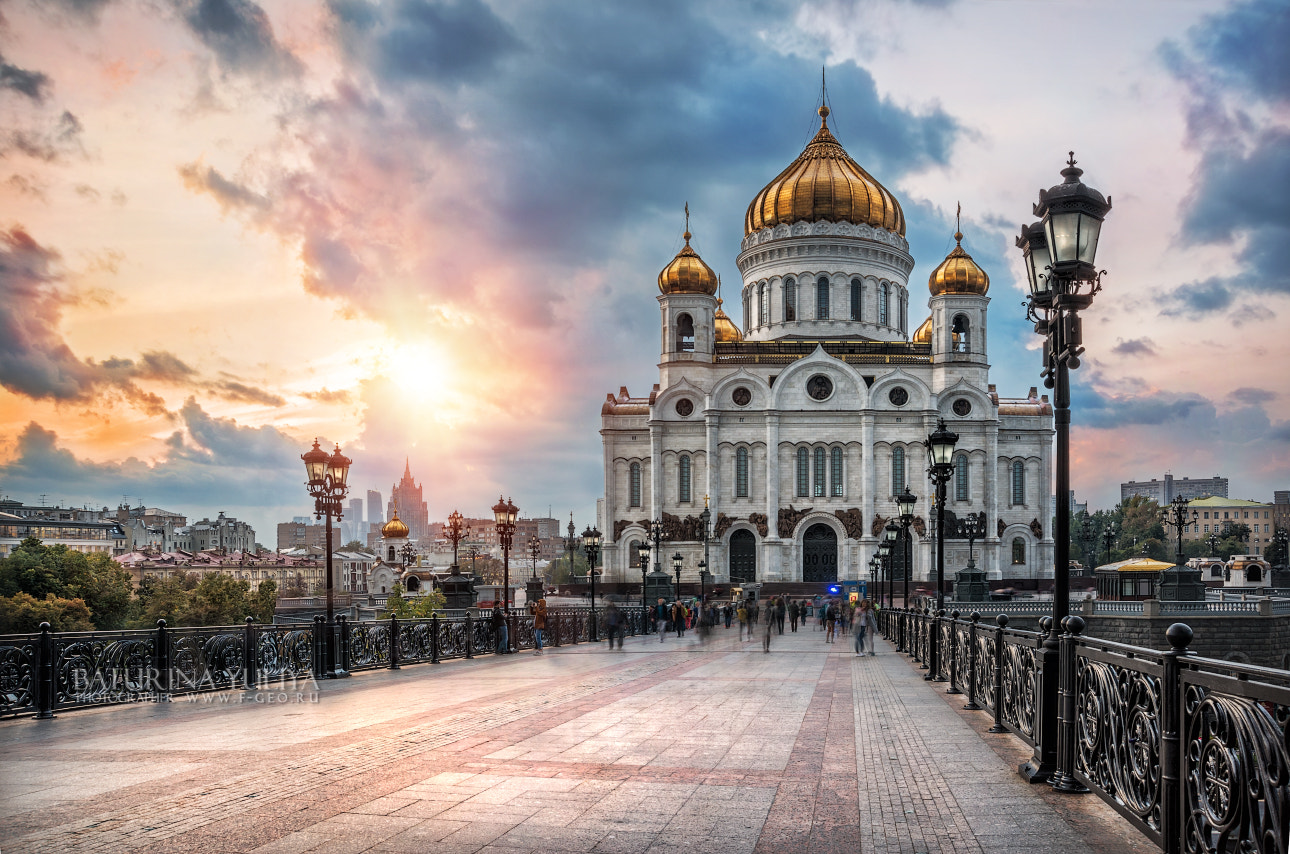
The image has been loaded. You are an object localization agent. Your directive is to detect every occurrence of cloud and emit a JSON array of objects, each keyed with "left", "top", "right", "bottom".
[
  {"left": 1111, "top": 338, "right": 1158, "bottom": 357},
  {"left": 302, "top": 387, "right": 353, "bottom": 404},
  {"left": 1228, "top": 386, "right": 1277, "bottom": 406},
  {"left": 178, "top": 161, "right": 270, "bottom": 212},
  {"left": 1160, "top": 0, "right": 1290, "bottom": 317},
  {"left": 4, "top": 110, "right": 85, "bottom": 162},
  {"left": 175, "top": 0, "right": 301, "bottom": 79},
  {"left": 0, "top": 55, "right": 52, "bottom": 102},
  {"left": 209, "top": 379, "right": 286, "bottom": 407}
]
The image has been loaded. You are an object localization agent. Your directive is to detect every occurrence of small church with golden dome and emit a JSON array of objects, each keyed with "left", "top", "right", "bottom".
[{"left": 600, "top": 103, "right": 1055, "bottom": 592}]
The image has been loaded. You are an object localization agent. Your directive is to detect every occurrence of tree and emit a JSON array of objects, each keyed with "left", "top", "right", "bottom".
[
  {"left": 1265, "top": 528, "right": 1288, "bottom": 568},
  {"left": 341, "top": 540, "right": 368, "bottom": 551},
  {"left": 0, "top": 538, "right": 133, "bottom": 629},
  {"left": 250, "top": 579, "right": 277, "bottom": 624},
  {"left": 185, "top": 574, "right": 254, "bottom": 626},
  {"left": 546, "top": 551, "right": 590, "bottom": 586},
  {"left": 130, "top": 573, "right": 199, "bottom": 628},
  {"left": 382, "top": 587, "right": 445, "bottom": 618},
  {"left": 0, "top": 592, "right": 95, "bottom": 633}
]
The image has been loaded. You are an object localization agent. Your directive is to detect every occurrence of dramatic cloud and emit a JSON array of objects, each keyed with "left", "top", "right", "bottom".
[
  {"left": 1228, "top": 387, "right": 1277, "bottom": 406},
  {"left": 301, "top": 387, "right": 353, "bottom": 404},
  {"left": 1111, "top": 338, "right": 1158, "bottom": 357},
  {"left": 174, "top": 0, "right": 301, "bottom": 79},
  {"left": 0, "top": 55, "right": 52, "bottom": 102},
  {"left": 209, "top": 379, "right": 286, "bottom": 407},
  {"left": 4, "top": 110, "right": 84, "bottom": 162}
]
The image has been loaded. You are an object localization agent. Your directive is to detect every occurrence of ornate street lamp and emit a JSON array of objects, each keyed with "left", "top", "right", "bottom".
[
  {"left": 302, "top": 439, "right": 351, "bottom": 679},
  {"left": 1102, "top": 524, "right": 1117, "bottom": 567},
  {"left": 1206, "top": 532, "right": 1220, "bottom": 558},
  {"left": 1272, "top": 528, "right": 1289, "bottom": 569},
  {"left": 445, "top": 510, "right": 469, "bottom": 567},
  {"left": 648, "top": 519, "right": 666, "bottom": 574},
  {"left": 868, "top": 555, "right": 879, "bottom": 602},
  {"left": 697, "top": 560, "right": 710, "bottom": 604},
  {"left": 897, "top": 487, "right": 917, "bottom": 607},
  {"left": 1164, "top": 496, "right": 1199, "bottom": 567},
  {"left": 883, "top": 521, "right": 899, "bottom": 608},
  {"left": 582, "top": 526, "right": 601, "bottom": 640},
  {"left": 699, "top": 497, "right": 712, "bottom": 587},
  {"left": 492, "top": 496, "right": 518, "bottom": 651},
  {"left": 923, "top": 420, "right": 958, "bottom": 611},
  {"left": 1016, "top": 153, "right": 1111, "bottom": 790},
  {"left": 399, "top": 542, "right": 417, "bottom": 569},
  {"left": 526, "top": 534, "right": 544, "bottom": 605},
  {"left": 877, "top": 539, "right": 892, "bottom": 608},
  {"left": 672, "top": 551, "right": 683, "bottom": 602},
  {"left": 638, "top": 540, "right": 651, "bottom": 611},
  {"left": 566, "top": 514, "right": 576, "bottom": 588}
]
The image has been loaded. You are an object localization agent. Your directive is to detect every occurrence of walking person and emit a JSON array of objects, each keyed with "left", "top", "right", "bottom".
[
  {"left": 492, "top": 603, "right": 508, "bottom": 654},
  {"left": 672, "top": 601, "right": 686, "bottom": 638},
  {"left": 854, "top": 599, "right": 878, "bottom": 656},
  {"left": 605, "top": 602, "right": 624, "bottom": 650},
  {"left": 654, "top": 598, "right": 668, "bottom": 642},
  {"left": 762, "top": 603, "right": 774, "bottom": 653},
  {"left": 532, "top": 597, "right": 547, "bottom": 655},
  {"left": 825, "top": 600, "right": 837, "bottom": 644},
  {"left": 789, "top": 599, "right": 799, "bottom": 632},
  {"left": 775, "top": 597, "right": 786, "bottom": 634}
]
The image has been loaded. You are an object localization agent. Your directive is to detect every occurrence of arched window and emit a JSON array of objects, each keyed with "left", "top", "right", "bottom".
[
  {"left": 796, "top": 448, "right": 809, "bottom": 497},
  {"left": 1011, "top": 460, "right": 1026, "bottom": 505},
  {"left": 387, "top": 545, "right": 396, "bottom": 562},
  {"left": 758, "top": 282, "right": 767, "bottom": 326},
  {"left": 1012, "top": 537, "right": 1026, "bottom": 565},
  {"left": 952, "top": 314, "right": 970, "bottom": 352},
  {"left": 783, "top": 277, "right": 796, "bottom": 322},
  {"left": 850, "top": 278, "right": 862, "bottom": 321},
  {"left": 676, "top": 313, "right": 694, "bottom": 352},
  {"left": 816, "top": 276, "right": 830, "bottom": 320},
  {"left": 879, "top": 282, "right": 889, "bottom": 325},
  {"left": 743, "top": 290, "right": 751, "bottom": 331},
  {"left": 736, "top": 447, "right": 750, "bottom": 498},
  {"left": 954, "top": 454, "right": 969, "bottom": 502},
  {"left": 679, "top": 455, "right": 691, "bottom": 503},
  {"left": 630, "top": 462, "right": 642, "bottom": 507},
  {"left": 899, "top": 291, "right": 907, "bottom": 333},
  {"left": 630, "top": 540, "right": 644, "bottom": 569},
  {"left": 831, "top": 447, "right": 844, "bottom": 496},
  {"left": 891, "top": 447, "right": 905, "bottom": 495},
  {"left": 814, "top": 447, "right": 826, "bottom": 497}
]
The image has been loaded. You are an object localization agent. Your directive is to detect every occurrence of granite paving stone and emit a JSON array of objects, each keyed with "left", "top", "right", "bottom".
[{"left": 0, "top": 623, "right": 1156, "bottom": 853}]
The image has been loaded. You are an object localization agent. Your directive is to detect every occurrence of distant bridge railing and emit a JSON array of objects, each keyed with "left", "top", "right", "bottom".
[
  {"left": 0, "top": 606, "right": 651, "bottom": 719},
  {"left": 879, "top": 606, "right": 1289, "bottom": 854}
]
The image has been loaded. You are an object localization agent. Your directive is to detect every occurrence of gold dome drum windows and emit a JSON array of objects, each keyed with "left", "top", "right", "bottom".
[
  {"left": 850, "top": 279, "right": 863, "bottom": 321},
  {"left": 807, "top": 374, "right": 833, "bottom": 401},
  {"left": 816, "top": 277, "right": 830, "bottom": 320},
  {"left": 783, "top": 277, "right": 796, "bottom": 321},
  {"left": 879, "top": 282, "right": 889, "bottom": 326}
]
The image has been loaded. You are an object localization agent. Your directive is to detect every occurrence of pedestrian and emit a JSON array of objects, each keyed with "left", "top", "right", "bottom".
[
  {"left": 724, "top": 603, "right": 733, "bottom": 629},
  {"left": 789, "top": 599, "right": 799, "bottom": 632},
  {"left": 855, "top": 598, "right": 878, "bottom": 656},
  {"left": 532, "top": 597, "right": 547, "bottom": 655},
  {"left": 775, "top": 596, "right": 786, "bottom": 634},
  {"left": 737, "top": 601, "right": 748, "bottom": 641},
  {"left": 762, "top": 603, "right": 774, "bottom": 653},
  {"left": 491, "top": 603, "right": 508, "bottom": 654},
  {"left": 605, "top": 602, "right": 624, "bottom": 650},
  {"left": 825, "top": 600, "right": 837, "bottom": 643},
  {"left": 654, "top": 598, "right": 668, "bottom": 641},
  {"left": 672, "top": 601, "right": 686, "bottom": 637}
]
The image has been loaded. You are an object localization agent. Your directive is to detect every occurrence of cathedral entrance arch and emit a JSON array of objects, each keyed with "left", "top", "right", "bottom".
[
  {"left": 802, "top": 524, "right": 837, "bottom": 583},
  {"left": 729, "top": 530, "right": 756, "bottom": 584}
]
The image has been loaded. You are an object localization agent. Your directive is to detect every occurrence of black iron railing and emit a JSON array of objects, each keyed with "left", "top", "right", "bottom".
[
  {"left": 0, "top": 606, "right": 652, "bottom": 719},
  {"left": 878, "top": 607, "right": 1290, "bottom": 854}
]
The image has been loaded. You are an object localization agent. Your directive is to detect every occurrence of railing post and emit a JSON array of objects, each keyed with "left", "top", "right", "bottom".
[
  {"left": 465, "top": 612, "right": 474, "bottom": 659},
  {"left": 1161, "top": 623, "right": 1192, "bottom": 854},
  {"left": 964, "top": 613, "right": 982, "bottom": 711},
  {"left": 312, "top": 615, "right": 326, "bottom": 682},
  {"left": 1050, "top": 615, "right": 1089, "bottom": 793},
  {"left": 946, "top": 611, "right": 962, "bottom": 693},
  {"left": 34, "top": 622, "right": 55, "bottom": 720},
  {"left": 337, "top": 615, "right": 350, "bottom": 674},
  {"left": 389, "top": 615, "right": 400, "bottom": 670},
  {"left": 1020, "top": 615, "right": 1057, "bottom": 783},
  {"left": 552, "top": 611, "right": 561, "bottom": 647},
  {"left": 919, "top": 607, "right": 930, "bottom": 669},
  {"left": 925, "top": 609, "right": 941, "bottom": 681},
  {"left": 243, "top": 617, "right": 257, "bottom": 690},
  {"left": 988, "top": 614, "right": 1008, "bottom": 733},
  {"left": 154, "top": 618, "right": 171, "bottom": 701},
  {"left": 430, "top": 613, "right": 440, "bottom": 664},
  {"left": 897, "top": 607, "right": 906, "bottom": 652}
]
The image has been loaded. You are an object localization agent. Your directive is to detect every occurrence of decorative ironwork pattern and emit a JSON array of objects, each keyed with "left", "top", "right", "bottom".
[
  {"left": 0, "top": 634, "right": 37, "bottom": 716},
  {"left": 1181, "top": 668, "right": 1290, "bottom": 854},
  {"left": 1073, "top": 650, "right": 1165, "bottom": 843},
  {"left": 169, "top": 628, "right": 244, "bottom": 693},
  {"left": 257, "top": 627, "right": 313, "bottom": 681},
  {"left": 55, "top": 631, "right": 157, "bottom": 708},
  {"left": 347, "top": 623, "right": 391, "bottom": 670},
  {"left": 951, "top": 622, "right": 972, "bottom": 694},
  {"left": 437, "top": 619, "right": 468, "bottom": 659},
  {"left": 975, "top": 631, "right": 996, "bottom": 711},
  {"left": 396, "top": 621, "right": 431, "bottom": 664},
  {"left": 1000, "top": 632, "right": 1041, "bottom": 745}
]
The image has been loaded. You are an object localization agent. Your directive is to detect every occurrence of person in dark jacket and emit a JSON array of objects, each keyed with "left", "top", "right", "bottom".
[
  {"left": 605, "top": 602, "right": 624, "bottom": 649},
  {"left": 775, "top": 597, "right": 787, "bottom": 634},
  {"left": 491, "top": 604, "right": 508, "bottom": 654}
]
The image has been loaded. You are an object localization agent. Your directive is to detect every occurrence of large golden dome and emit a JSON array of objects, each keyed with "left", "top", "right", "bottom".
[
  {"left": 928, "top": 227, "right": 989, "bottom": 296},
  {"left": 381, "top": 510, "right": 409, "bottom": 539},
  {"left": 911, "top": 316, "right": 932, "bottom": 344},
  {"left": 658, "top": 225, "right": 718, "bottom": 295},
  {"left": 745, "top": 106, "right": 905, "bottom": 237},
  {"left": 714, "top": 298, "right": 743, "bottom": 343}
]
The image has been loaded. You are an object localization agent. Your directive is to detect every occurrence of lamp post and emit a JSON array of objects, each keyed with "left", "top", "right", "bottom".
[
  {"left": 1016, "top": 152, "right": 1111, "bottom": 788},
  {"left": 582, "top": 526, "right": 601, "bottom": 640},
  {"left": 445, "top": 510, "right": 469, "bottom": 568},
  {"left": 1206, "top": 532, "right": 1219, "bottom": 558},
  {"left": 301, "top": 439, "right": 351, "bottom": 679},
  {"left": 699, "top": 498, "right": 712, "bottom": 591},
  {"left": 638, "top": 541, "right": 650, "bottom": 611},
  {"left": 1164, "top": 496, "right": 1198, "bottom": 567},
  {"left": 1102, "top": 524, "right": 1117, "bottom": 568},
  {"left": 648, "top": 519, "right": 665, "bottom": 574},
  {"left": 877, "top": 540, "right": 891, "bottom": 607},
  {"left": 672, "top": 551, "right": 683, "bottom": 602},
  {"left": 883, "top": 521, "right": 899, "bottom": 608},
  {"left": 399, "top": 542, "right": 416, "bottom": 569},
  {"left": 492, "top": 496, "right": 518, "bottom": 652},
  {"left": 923, "top": 420, "right": 958, "bottom": 611},
  {"left": 1272, "top": 528, "right": 1289, "bottom": 569},
  {"left": 897, "top": 487, "right": 917, "bottom": 607},
  {"left": 868, "top": 555, "right": 879, "bottom": 602},
  {"left": 566, "top": 514, "right": 576, "bottom": 588},
  {"left": 697, "top": 561, "right": 710, "bottom": 604},
  {"left": 526, "top": 534, "right": 544, "bottom": 605}
]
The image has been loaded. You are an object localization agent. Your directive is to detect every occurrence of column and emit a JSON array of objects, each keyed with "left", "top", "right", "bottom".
[
  {"left": 650, "top": 422, "right": 662, "bottom": 523},
  {"left": 984, "top": 425, "right": 998, "bottom": 579},
  {"left": 765, "top": 414, "right": 780, "bottom": 539},
  {"left": 861, "top": 414, "right": 875, "bottom": 571}
]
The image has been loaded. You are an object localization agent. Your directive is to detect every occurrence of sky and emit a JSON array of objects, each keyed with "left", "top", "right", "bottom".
[{"left": 0, "top": 0, "right": 1286, "bottom": 544}]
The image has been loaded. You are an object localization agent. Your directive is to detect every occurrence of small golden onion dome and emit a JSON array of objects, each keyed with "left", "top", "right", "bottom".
[
  {"left": 381, "top": 510, "right": 409, "bottom": 539},
  {"left": 658, "top": 228, "right": 718, "bottom": 295},
  {"left": 714, "top": 298, "right": 743, "bottom": 343},
  {"left": 745, "top": 105, "right": 905, "bottom": 237},
  {"left": 928, "top": 228, "right": 990, "bottom": 296},
  {"left": 912, "top": 316, "right": 932, "bottom": 344}
]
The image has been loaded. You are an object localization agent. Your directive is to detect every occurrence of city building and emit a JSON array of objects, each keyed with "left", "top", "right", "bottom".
[
  {"left": 1183, "top": 496, "right": 1275, "bottom": 555},
  {"left": 277, "top": 519, "right": 328, "bottom": 551},
  {"left": 116, "top": 549, "right": 324, "bottom": 591},
  {"left": 0, "top": 502, "right": 128, "bottom": 557},
  {"left": 170, "top": 512, "right": 256, "bottom": 553},
  {"left": 366, "top": 490, "right": 383, "bottom": 526},
  {"left": 599, "top": 102, "right": 1054, "bottom": 588},
  {"left": 1120, "top": 474, "right": 1228, "bottom": 505},
  {"left": 1274, "top": 490, "right": 1289, "bottom": 535},
  {"left": 387, "top": 460, "right": 430, "bottom": 541}
]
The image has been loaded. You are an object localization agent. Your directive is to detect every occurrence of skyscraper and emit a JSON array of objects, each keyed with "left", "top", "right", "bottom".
[
  {"left": 367, "top": 490, "right": 383, "bottom": 525},
  {"left": 388, "top": 460, "right": 429, "bottom": 542}
]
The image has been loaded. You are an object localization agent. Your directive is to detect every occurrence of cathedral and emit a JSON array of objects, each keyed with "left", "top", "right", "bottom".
[{"left": 598, "top": 103, "right": 1055, "bottom": 592}]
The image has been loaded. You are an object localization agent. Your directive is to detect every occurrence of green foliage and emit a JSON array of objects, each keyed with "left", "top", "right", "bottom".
[
  {"left": 0, "top": 538, "right": 134, "bottom": 630},
  {"left": 1265, "top": 528, "right": 1288, "bottom": 567},
  {"left": 0, "top": 592, "right": 96, "bottom": 633},
  {"left": 127, "top": 572, "right": 276, "bottom": 628},
  {"left": 341, "top": 540, "right": 367, "bottom": 551},
  {"left": 381, "top": 587, "right": 445, "bottom": 618},
  {"left": 546, "top": 552, "right": 590, "bottom": 586}
]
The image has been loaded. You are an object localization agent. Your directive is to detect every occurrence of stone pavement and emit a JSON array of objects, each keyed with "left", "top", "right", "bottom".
[{"left": 0, "top": 621, "right": 1156, "bottom": 854}]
